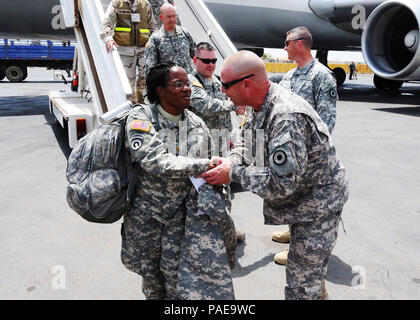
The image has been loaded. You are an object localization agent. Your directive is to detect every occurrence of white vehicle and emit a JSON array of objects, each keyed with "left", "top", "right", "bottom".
[{"left": 48, "top": 0, "right": 132, "bottom": 148}]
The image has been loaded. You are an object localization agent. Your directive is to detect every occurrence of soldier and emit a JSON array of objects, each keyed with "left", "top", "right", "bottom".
[
  {"left": 148, "top": 0, "right": 179, "bottom": 29},
  {"left": 149, "top": 0, "right": 168, "bottom": 30},
  {"left": 280, "top": 26, "right": 337, "bottom": 132},
  {"left": 189, "top": 42, "right": 238, "bottom": 133},
  {"left": 122, "top": 63, "right": 236, "bottom": 299},
  {"left": 100, "top": 0, "right": 156, "bottom": 103},
  {"left": 200, "top": 51, "right": 349, "bottom": 300},
  {"left": 144, "top": 3, "right": 195, "bottom": 79},
  {"left": 188, "top": 41, "right": 246, "bottom": 241},
  {"left": 273, "top": 27, "right": 339, "bottom": 264}
]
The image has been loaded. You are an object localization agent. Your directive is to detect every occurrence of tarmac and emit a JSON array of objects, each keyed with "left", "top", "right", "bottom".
[{"left": 0, "top": 68, "right": 419, "bottom": 300}]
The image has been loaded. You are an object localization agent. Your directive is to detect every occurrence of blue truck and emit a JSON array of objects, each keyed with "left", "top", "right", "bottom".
[{"left": 0, "top": 39, "right": 75, "bottom": 82}]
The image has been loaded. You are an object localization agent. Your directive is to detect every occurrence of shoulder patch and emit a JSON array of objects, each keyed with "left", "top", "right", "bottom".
[
  {"left": 269, "top": 145, "right": 297, "bottom": 177},
  {"left": 131, "top": 138, "right": 142, "bottom": 150},
  {"left": 268, "top": 132, "right": 297, "bottom": 177},
  {"left": 329, "top": 89, "right": 337, "bottom": 98},
  {"left": 192, "top": 80, "right": 203, "bottom": 88},
  {"left": 131, "top": 120, "right": 151, "bottom": 132}
]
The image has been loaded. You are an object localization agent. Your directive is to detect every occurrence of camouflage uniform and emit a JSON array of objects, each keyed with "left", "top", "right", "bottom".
[
  {"left": 144, "top": 25, "right": 195, "bottom": 78},
  {"left": 188, "top": 71, "right": 236, "bottom": 132},
  {"left": 228, "top": 83, "right": 349, "bottom": 300},
  {"left": 280, "top": 59, "right": 337, "bottom": 133},
  {"left": 177, "top": 183, "right": 236, "bottom": 300},
  {"left": 188, "top": 72, "right": 237, "bottom": 159},
  {"left": 123, "top": 103, "right": 235, "bottom": 299},
  {"left": 188, "top": 70, "right": 238, "bottom": 220},
  {"left": 100, "top": 0, "right": 156, "bottom": 103}
]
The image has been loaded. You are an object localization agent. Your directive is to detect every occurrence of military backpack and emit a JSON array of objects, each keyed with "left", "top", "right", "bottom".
[{"left": 65, "top": 104, "right": 154, "bottom": 223}]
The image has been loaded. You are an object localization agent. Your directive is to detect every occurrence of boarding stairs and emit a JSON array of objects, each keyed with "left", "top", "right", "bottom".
[{"left": 50, "top": 0, "right": 238, "bottom": 148}]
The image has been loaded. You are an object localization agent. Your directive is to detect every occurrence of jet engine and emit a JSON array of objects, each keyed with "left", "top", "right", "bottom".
[{"left": 362, "top": 0, "right": 420, "bottom": 82}]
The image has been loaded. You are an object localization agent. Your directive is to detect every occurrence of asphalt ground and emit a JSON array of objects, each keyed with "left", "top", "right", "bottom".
[{"left": 0, "top": 68, "right": 419, "bottom": 301}]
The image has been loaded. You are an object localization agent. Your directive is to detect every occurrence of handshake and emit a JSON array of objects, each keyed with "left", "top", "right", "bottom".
[
  {"left": 235, "top": 106, "right": 246, "bottom": 115},
  {"left": 201, "top": 156, "right": 233, "bottom": 185}
]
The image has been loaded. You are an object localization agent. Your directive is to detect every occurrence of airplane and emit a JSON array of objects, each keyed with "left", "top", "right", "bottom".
[{"left": 0, "top": 0, "right": 418, "bottom": 89}]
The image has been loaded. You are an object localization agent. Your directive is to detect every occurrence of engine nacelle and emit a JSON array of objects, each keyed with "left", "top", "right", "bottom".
[{"left": 362, "top": 0, "right": 420, "bottom": 80}]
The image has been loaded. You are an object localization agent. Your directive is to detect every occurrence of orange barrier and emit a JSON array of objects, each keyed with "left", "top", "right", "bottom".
[{"left": 265, "top": 62, "right": 373, "bottom": 74}]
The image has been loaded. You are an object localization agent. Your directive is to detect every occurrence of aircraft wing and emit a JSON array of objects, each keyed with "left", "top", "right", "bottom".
[
  {"left": 0, "top": 0, "right": 419, "bottom": 83},
  {"left": 203, "top": 0, "right": 420, "bottom": 83}
]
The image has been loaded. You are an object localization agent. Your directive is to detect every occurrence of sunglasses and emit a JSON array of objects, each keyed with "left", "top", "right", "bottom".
[
  {"left": 284, "top": 37, "right": 306, "bottom": 47},
  {"left": 196, "top": 57, "right": 217, "bottom": 64},
  {"left": 221, "top": 74, "right": 255, "bottom": 90}
]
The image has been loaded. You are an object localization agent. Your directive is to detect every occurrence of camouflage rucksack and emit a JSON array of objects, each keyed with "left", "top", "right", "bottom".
[{"left": 65, "top": 104, "right": 153, "bottom": 223}]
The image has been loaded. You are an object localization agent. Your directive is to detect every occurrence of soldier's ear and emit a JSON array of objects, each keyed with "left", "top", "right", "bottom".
[{"left": 156, "top": 86, "right": 165, "bottom": 98}]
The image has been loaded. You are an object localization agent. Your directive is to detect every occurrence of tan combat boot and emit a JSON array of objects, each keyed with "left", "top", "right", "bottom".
[
  {"left": 272, "top": 229, "right": 290, "bottom": 243},
  {"left": 273, "top": 249, "right": 289, "bottom": 265},
  {"left": 318, "top": 280, "right": 329, "bottom": 300}
]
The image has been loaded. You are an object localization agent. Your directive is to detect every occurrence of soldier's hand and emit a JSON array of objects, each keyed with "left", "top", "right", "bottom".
[
  {"left": 200, "top": 158, "right": 233, "bottom": 185},
  {"left": 209, "top": 156, "right": 224, "bottom": 169},
  {"left": 235, "top": 106, "right": 246, "bottom": 115},
  {"left": 106, "top": 40, "right": 118, "bottom": 53}
]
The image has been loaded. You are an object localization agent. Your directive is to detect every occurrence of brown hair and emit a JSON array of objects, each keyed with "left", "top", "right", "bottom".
[{"left": 286, "top": 26, "right": 313, "bottom": 49}]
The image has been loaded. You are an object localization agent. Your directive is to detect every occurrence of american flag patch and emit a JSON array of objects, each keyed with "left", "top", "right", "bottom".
[{"left": 131, "top": 120, "right": 151, "bottom": 132}]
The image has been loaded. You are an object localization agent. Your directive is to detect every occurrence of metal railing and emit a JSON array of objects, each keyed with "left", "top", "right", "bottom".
[
  {"left": 174, "top": 0, "right": 237, "bottom": 75},
  {"left": 60, "top": 0, "right": 131, "bottom": 116}
]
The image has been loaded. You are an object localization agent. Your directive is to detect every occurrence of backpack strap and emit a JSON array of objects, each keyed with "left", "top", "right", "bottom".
[
  {"left": 129, "top": 103, "right": 161, "bottom": 131},
  {"left": 180, "top": 27, "right": 195, "bottom": 58},
  {"left": 124, "top": 103, "right": 160, "bottom": 201},
  {"left": 153, "top": 34, "right": 161, "bottom": 64},
  {"left": 192, "top": 70, "right": 205, "bottom": 88},
  {"left": 141, "top": 104, "right": 161, "bottom": 130}
]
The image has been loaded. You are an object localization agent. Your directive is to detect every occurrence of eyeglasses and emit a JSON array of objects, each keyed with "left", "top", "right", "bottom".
[
  {"left": 284, "top": 37, "right": 306, "bottom": 47},
  {"left": 196, "top": 57, "right": 217, "bottom": 64},
  {"left": 221, "top": 74, "right": 255, "bottom": 90},
  {"left": 166, "top": 80, "right": 191, "bottom": 89}
]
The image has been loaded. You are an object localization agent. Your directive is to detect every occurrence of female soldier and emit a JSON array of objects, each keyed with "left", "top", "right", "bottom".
[{"left": 121, "top": 63, "right": 236, "bottom": 299}]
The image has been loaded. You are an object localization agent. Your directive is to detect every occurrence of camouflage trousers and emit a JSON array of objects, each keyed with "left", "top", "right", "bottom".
[
  {"left": 177, "top": 184, "right": 236, "bottom": 300},
  {"left": 285, "top": 210, "right": 342, "bottom": 300},
  {"left": 121, "top": 205, "right": 186, "bottom": 299},
  {"left": 120, "top": 47, "right": 147, "bottom": 104}
]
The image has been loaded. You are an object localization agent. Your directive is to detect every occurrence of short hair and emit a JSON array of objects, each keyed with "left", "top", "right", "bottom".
[
  {"left": 160, "top": 3, "right": 176, "bottom": 15},
  {"left": 194, "top": 42, "right": 215, "bottom": 57},
  {"left": 286, "top": 26, "right": 313, "bottom": 49},
  {"left": 146, "top": 62, "right": 176, "bottom": 104}
]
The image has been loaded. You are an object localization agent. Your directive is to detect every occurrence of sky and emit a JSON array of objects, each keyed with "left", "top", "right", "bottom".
[{"left": 265, "top": 48, "right": 366, "bottom": 63}]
